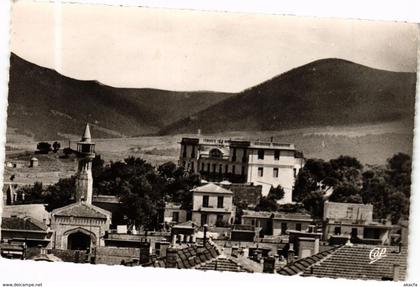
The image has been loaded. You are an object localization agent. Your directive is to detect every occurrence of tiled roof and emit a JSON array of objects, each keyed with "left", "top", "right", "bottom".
[
  {"left": 279, "top": 244, "right": 407, "bottom": 281},
  {"left": 196, "top": 256, "right": 252, "bottom": 272},
  {"left": 278, "top": 246, "right": 341, "bottom": 276},
  {"left": 148, "top": 241, "right": 220, "bottom": 269},
  {"left": 51, "top": 202, "right": 111, "bottom": 219},
  {"left": 2, "top": 204, "right": 50, "bottom": 224},
  {"left": 147, "top": 241, "right": 250, "bottom": 272},
  {"left": 1, "top": 217, "right": 48, "bottom": 231},
  {"left": 192, "top": 183, "right": 233, "bottom": 195}
]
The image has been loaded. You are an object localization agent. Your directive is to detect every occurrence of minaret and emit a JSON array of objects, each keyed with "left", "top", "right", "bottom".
[{"left": 75, "top": 123, "right": 95, "bottom": 204}]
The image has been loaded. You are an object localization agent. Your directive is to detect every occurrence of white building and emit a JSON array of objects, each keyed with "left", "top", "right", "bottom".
[
  {"left": 191, "top": 183, "right": 235, "bottom": 227},
  {"left": 179, "top": 137, "right": 304, "bottom": 203}
]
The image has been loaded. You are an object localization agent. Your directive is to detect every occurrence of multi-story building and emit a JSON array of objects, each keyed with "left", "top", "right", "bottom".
[
  {"left": 191, "top": 183, "right": 235, "bottom": 227},
  {"left": 241, "top": 210, "right": 313, "bottom": 236},
  {"left": 179, "top": 137, "right": 304, "bottom": 203},
  {"left": 322, "top": 201, "right": 395, "bottom": 245}
]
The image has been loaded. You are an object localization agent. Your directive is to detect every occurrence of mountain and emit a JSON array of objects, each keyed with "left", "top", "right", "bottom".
[
  {"left": 159, "top": 59, "right": 417, "bottom": 135},
  {"left": 7, "top": 53, "right": 233, "bottom": 140}
]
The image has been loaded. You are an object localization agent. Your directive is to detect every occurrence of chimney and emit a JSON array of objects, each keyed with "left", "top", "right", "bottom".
[
  {"left": 165, "top": 247, "right": 178, "bottom": 268},
  {"left": 203, "top": 224, "right": 208, "bottom": 244},
  {"left": 287, "top": 243, "right": 295, "bottom": 264},
  {"left": 314, "top": 238, "right": 320, "bottom": 254},
  {"left": 393, "top": 264, "right": 401, "bottom": 281},
  {"left": 263, "top": 256, "right": 276, "bottom": 273},
  {"left": 139, "top": 239, "right": 151, "bottom": 265},
  {"left": 171, "top": 234, "right": 177, "bottom": 246}
]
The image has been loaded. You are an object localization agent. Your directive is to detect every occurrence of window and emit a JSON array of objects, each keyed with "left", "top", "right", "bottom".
[
  {"left": 191, "top": 162, "right": 194, "bottom": 172},
  {"left": 241, "top": 166, "right": 245, "bottom": 175},
  {"left": 172, "top": 212, "right": 179, "bottom": 223},
  {"left": 209, "top": 149, "right": 223, "bottom": 159},
  {"left": 281, "top": 223, "right": 288, "bottom": 235},
  {"left": 346, "top": 207, "right": 354, "bottom": 219},
  {"left": 207, "top": 163, "right": 210, "bottom": 172},
  {"left": 203, "top": 195, "right": 209, "bottom": 207},
  {"left": 258, "top": 149, "right": 265, "bottom": 160},
  {"left": 219, "top": 164, "right": 223, "bottom": 174},
  {"left": 225, "top": 164, "right": 228, "bottom": 174},
  {"left": 232, "top": 148, "right": 237, "bottom": 162},
  {"left": 191, "top": 146, "right": 196, "bottom": 158},
  {"left": 274, "top": 150, "right": 280, "bottom": 160},
  {"left": 201, "top": 163, "right": 204, "bottom": 171},
  {"left": 351, "top": 228, "right": 358, "bottom": 238},
  {"left": 182, "top": 145, "right": 187, "bottom": 158},
  {"left": 232, "top": 165, "right": 236, "bottom": 174},
  {"left": 216, "top": 214, "right": 224, "bottom": 226},
  {"left": 273, "top": 167, "right": 279, "bottom": 178},
  {"left": 296, "top": 223, "right": 302, "bottom": 231},
  {"left": 201, "top": 214, "right": 208, "bottom": 226},
  {"left": 212, "top": 164, "right": 216, "bottom": 173},
  {"left": 242, "top": 151, "right": 247, "bottom": 163},
  {"left": 217, "top": 196, "right": 224, "bottom": 208},
  {"left": 258, "top": 167, "right": 264, "bottom": 177},
  {"left": 334, "top": 226, "right": 341, "bottom": 235},
  {"left": 293, "top": 168, "right": 297, "bottom": 178}
]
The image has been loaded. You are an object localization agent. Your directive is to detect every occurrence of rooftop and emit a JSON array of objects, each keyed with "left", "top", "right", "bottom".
[
  {"left": 181, "top": 137, "right": 296, "bottom": 151},
  {"left": 278, "top": 244, "right": 407, "bottom": 281},
  {"left": 192, "top": 183, "right": 233, "bottom": 195},
  {"left": 242, "top": 210, "right": 312, "bottom": 220},
  {"left": 146, "top": 241, "right": 252, "bottom": 272},
  {"left": 147, "top": 241, "right": 221, "bottom": 269},
  {"left": 51, "top": 202, "right": 111, "bottom": 219},
  {"left": 1, "top": 216, "right": 48, "bottom": 232}
]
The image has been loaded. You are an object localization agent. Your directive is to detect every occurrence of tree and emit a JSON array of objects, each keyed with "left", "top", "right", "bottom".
[
  {"left": 36, "top": 142, "right": 52, "bottom": 154},
  {"left": 267, "top": 186, "right": 285, "bottom": 201},
  {"left": 302, "top": 191, "right": 325, "bottom": 219},
  {"left": 17, "top": 177, "right": 76, "bottom": 211},
  {"left": 387, "top": 153, "right": 411, "bottom": 198},
  {"left": 329, "top": 184, "right": 362, "bottom": 203},
  {"left": 388, "top": 191, "right": 410, "bottom": 224},
  {"left": 15, "top": 182, "right": 44, "bottom": 204},
  {"left": 360, "top": 155, "right": 411, "bottom": 222},
  {"left": 157, "top": 161, "right": 177, "bottom": 179},
  {"left": 255, "top": 197, "right": 279, "bottom": 212},
  {"left": 42, "top": 177, "right": 76, "bottom": 211},
  {"left": 361, "top": 168, "right": 390, "bottom": 219},
  {"left": 52, "top": 141, "right": 61, "bottom": 153},
  {"left": 92, "top": 155, "right": 105, "bottom": 180}
]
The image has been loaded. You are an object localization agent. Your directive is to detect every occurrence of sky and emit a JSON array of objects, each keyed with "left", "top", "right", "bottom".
[{"left": 11, "top": 1, "right": 419, "bottom": 92}]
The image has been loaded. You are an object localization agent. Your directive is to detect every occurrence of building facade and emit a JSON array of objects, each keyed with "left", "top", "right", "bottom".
[
  {"left": 241, "top": 210, "right": 313, "bottom": 236},
  {"left": 323, "top": 201, "right": 394, "bottom": 245},
  {"left": 179, "top": 137, "right": 304, "bottom": 203},
  {"left": 51, "top": 124, "right": 112, "bottom": 251},
  {"left": 191, "top": 183, "right": 235, "bottom": 227},
  {"left": 164, "top": 202, "right": 188, "bottom": 224}
]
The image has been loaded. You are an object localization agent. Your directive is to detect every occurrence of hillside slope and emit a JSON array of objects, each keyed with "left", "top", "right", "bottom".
[
  {"left": 7, "top": 53, "right": 233, "bottom": 140},
  {"left": 160, "top": 59, "right": 417, "bottom": 134}
]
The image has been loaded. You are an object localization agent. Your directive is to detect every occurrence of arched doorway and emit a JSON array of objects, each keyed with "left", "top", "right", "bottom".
[{"left": 67, "top": 231, "right": 92, "bottom": 250}]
